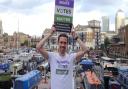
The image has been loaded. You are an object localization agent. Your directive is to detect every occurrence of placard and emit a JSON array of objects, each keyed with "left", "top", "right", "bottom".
[{"left": 54, "top": 0, "right": 74, "bottom": 32}]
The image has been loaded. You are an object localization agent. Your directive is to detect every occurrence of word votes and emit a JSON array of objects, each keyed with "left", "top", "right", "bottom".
[{"left": 57, "top": 8, "right": 72, "bottom": 15}]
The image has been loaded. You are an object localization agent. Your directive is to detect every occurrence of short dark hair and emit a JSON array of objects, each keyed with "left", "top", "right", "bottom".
[{"left": 58, "top": 33, "right": 68, "bottom": 43}]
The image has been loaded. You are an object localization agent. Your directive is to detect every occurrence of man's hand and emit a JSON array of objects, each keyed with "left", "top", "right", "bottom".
[
  {"left": 36, "top": 24, "right": 56, "bottom": 60},
  {"left": 71, "top": 27, "right": 78, "bottom": 40},
  {"left": 50, "top": 25, "right": 56, "bottom": 35}
]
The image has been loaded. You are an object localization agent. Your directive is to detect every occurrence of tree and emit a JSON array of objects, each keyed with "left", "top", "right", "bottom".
[
  {"left": 104, "top": 37, "right": 110, "bottom": 49},
  {"left": 100, "top": 44, "right": 105, "bottom": 50},
  {"left": 3, "top": 33, "right": 8, "bottom": 42},
  {"left": 104, "top": 37, "right": 110, "bottom": 54},
  {"left": 89, "top": 47, "right": 93, "bottom": 50},
  {"left": 20, "top": 43, "right": 24, "bottom": 46},
  {"left": 3, "top": 33, "right": 8, "bottom": 37},
  {"left": 23, "top": 40, "right": 29, "bottom": 46},
  {"left": 31, "top": 44, "right": 36, "bottom": 48}
]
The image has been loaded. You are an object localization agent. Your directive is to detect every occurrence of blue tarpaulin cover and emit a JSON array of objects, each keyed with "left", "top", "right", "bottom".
[
  {"left": 0, "top": 63, "right": 10, "bottom": 70},
  {"left": 80, "top": 59, "right": 93, "bottom": 65},
  {"left": 80, "top": 59, "right": 94, "bottom": 71}
]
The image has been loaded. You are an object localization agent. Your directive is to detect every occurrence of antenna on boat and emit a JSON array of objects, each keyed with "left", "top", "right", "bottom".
[{"left": 17, "top": 18, "right": 19, "bottom": 51}]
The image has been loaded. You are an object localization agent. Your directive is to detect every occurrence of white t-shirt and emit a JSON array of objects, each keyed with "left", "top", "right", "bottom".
[{"left": 48, "top": 52, "right": 76, "bottom": 89}]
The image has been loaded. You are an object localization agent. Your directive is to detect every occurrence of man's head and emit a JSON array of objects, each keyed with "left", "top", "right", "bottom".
[{"left": 58, "top": 33, "right": 68, "bottom": 55}]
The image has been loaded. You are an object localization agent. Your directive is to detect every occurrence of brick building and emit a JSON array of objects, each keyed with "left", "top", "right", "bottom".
[{"left": 108, "top": 25, "right": 128, "bottom": 58}]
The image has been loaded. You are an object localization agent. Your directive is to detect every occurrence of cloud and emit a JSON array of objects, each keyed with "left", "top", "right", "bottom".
[
  {"left": 76, "top": 0, "right": 124, "bottom": 14},
  {"left": 1, "top": 1, "right": 55, "bottom": 36},
  {"left": 0, "top": 0, "right": 128, "bottom": 36},
  {"left": 73, "top": 9, "right": 106, "bottom": 29},
  {"left": 86, "top": 0, "right": 121, "bottom": 6},
  {"left": 0, "top": 0, "right": 52, "bottom": 14},
  {"left": 0, "top": 0, "right": 10, "bottom": 4},
  {"left": 10, "top": 0, "right": 50, "bottom": 9}
]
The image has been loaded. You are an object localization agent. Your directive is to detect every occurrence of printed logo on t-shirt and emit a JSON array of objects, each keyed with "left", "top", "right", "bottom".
[
  {"left": 56, "top": 60, "right": 69, "bottom": 75},
  {"left": 56, "top": 69, "right": 69, "bottom": 75}
]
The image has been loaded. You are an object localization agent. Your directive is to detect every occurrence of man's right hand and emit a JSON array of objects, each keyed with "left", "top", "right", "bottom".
[{"left": 50, "top": 25, "right": 56, "bottom": 35}]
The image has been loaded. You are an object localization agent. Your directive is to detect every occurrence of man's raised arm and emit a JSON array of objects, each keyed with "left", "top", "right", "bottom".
[
  {"left": 36, "top": 26, "right": 56, "bottom": 59},
  {"left": 71, "top": 30, "right": 88, "bottom": 62}
]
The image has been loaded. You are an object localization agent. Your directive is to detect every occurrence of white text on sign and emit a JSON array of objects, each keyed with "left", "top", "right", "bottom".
[{"left": 59, "top": 0, "right": 69, "bottom": 5}]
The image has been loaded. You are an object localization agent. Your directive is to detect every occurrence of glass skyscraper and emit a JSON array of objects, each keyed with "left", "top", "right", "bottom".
[{"left": 102, "top": 16, "right": 109, "bottom": 32}]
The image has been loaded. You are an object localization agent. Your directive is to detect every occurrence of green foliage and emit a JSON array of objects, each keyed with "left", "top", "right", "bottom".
[
  {"left": 3, "top": 33, "right": 9, "bottom": 42},
  {"left": 31, "top": 44, "right": 36, "bottom": 48},
  {"left": 22, "top": 40, "right": 29, "bottom": 46},
  {"left": 100, "top": 44, "right": 105, "bottom": 50},
  {"left": 20, "top": 43, "right": 24, "bottom": 46},
  {"left": 89, "top": 47, "right": 93, "bottom": 50},
  {"left": 104, "top": 37, "right": 110, "bottom": 49},
  {"left": 3, "top": 33, "right": 8, "bottom": 37}
]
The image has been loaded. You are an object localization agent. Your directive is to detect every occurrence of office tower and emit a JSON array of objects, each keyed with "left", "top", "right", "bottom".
[
  {"left": 102, "top": 16, "right": 109, "bottom": 32},
  {"left": 125, "top": 17, "right": 128, "bottom": 25},
  {"left": 115, "top": 9, "right": 125, "bottom": 34},
  {"left": 0, "top": 19, "right": 3, "bottom": 37}
]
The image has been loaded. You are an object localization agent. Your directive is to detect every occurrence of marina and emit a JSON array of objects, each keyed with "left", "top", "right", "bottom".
[{"left": 0, "top": 48, "right": 128, "bottom": 89}]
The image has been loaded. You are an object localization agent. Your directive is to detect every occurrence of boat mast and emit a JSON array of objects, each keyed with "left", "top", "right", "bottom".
[{"left": 17, "top": 19, "right": 19, "bottom": 50}]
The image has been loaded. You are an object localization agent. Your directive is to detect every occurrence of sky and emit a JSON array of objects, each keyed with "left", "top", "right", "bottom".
[{"left": 0, "top": 0, "right": 128, "bottom": 37}]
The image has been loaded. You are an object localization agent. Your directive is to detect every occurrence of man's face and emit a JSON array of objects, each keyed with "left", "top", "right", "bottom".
[{"left": 58, "top": 37, "right": 68, "bottom": 54}]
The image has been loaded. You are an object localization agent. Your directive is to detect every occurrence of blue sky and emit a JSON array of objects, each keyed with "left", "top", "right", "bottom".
[{"left": 0, "top": 0, "right": 128, "bottom": 36}]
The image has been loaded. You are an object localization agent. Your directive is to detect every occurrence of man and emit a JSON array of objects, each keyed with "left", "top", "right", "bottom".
[{"left": 36, "top": 25, "right": 88, "bottom": 89}]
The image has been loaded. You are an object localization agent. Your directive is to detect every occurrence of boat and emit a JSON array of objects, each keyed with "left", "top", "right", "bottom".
[
  {"left": 109, "top": 78, "right": 121, "bottom": 89},
  {"left": 11, "top": 62, "right": 23, "bottom": 75},
  {"left": 83, "top": 70, "right": 103, "bottom": 89},
  {"left": 80, "top": 58, "right": 94, "bottom": 71},
  {"left": 117, "top": 66, "right": 128, "bottom": 89},
  {"left": 0, "top": 62, "right": 10, "bottom": 71},
  {"left": 14, "top": 70, "right": 42, "bottom": 89},
  {"left": 100, "top": 56, "right": 117, "bottom": 69},
  {"left": 0, "top": 72, "right": 12, "bottom": 89}
]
